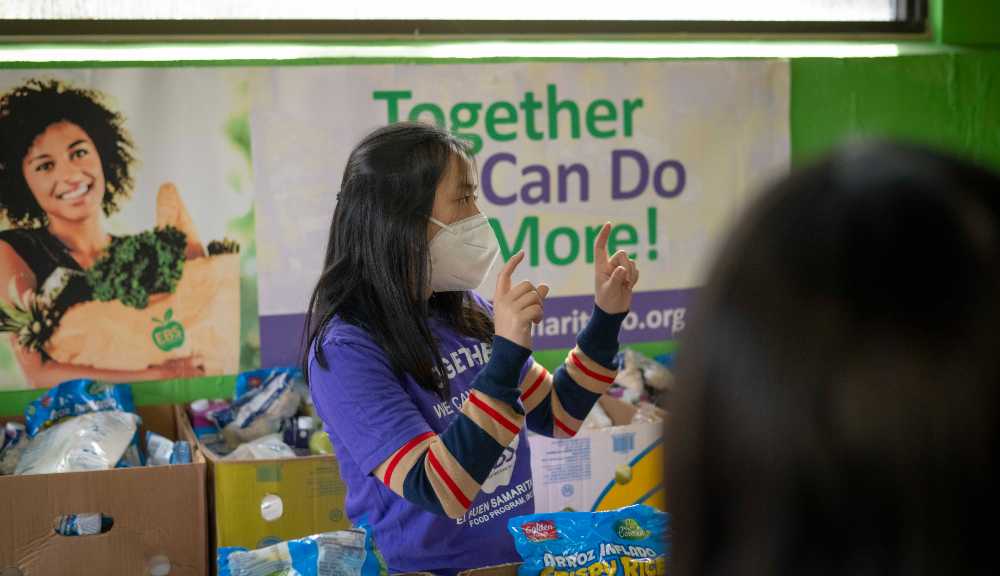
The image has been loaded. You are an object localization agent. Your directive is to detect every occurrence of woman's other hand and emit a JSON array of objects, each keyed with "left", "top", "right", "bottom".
[
  {"left": 493, "top": 251, "right": 549, "bottom": 350},
  {"left": 593, "top": 222, "right": 639, "bottom": 314}
]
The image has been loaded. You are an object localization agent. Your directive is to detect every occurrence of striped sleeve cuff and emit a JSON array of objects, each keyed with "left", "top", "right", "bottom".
[
  {"left": 376, "top": 429, "right": 494, "bottom": 519},
  {"left": 577, "top": 304, "right": 627, "bottom": 369},
  {"left": 519, "top": 347, "right": 618, "bottom": 439},
  {"left": 373, "top": 384, "right": 526, "bottom": 518},
  {"left": 565, "top": 346, "right": 617, "bottom": 395},
  {"left": 549, "top": 346, "right": 616, "bottom": 438},
  {"left": 461, "top": 390, "right": 523, "bottom": 447},
  {"left": 518, "top": 362, "right": 552, "bottom": 413},
  {"left": 376, "top": 431, "right": 435, "bottom": 495},
  {"left": 423, "top": 441, "right": 479, "bottom": 517},
  {"left": 473, "top": 336, "right": 532, "bottom": 408}
]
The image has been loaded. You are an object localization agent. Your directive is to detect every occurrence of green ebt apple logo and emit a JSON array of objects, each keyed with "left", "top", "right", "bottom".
[{"left": 151, "top": 308, "right": 186, "bottom": 352}]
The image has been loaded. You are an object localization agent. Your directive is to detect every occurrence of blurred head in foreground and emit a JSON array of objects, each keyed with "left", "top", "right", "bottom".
[{"left": 669, "top": 141, "right": 999, "bottom": 576}]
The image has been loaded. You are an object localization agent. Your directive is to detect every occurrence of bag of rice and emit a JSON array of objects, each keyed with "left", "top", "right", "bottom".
[{"left": 508, "top": 505, "right": 670, "bottom": 576}]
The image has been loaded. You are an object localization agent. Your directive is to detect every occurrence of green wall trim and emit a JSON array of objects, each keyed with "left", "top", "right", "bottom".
[
  {"left": 0, "top": 343, "right": 679, "bottom": 416},
  {"left": 0, "top": 375, "right": 236, "bottom": 417},
  {"left": 533, "top": 341, "right": 677, "bottom": 373},
  {"left": 940, "top": 0, "right": 1000, "bottom": 46},
  {"left": 930, "top": 0, "right": 945, "bottom": 42}
]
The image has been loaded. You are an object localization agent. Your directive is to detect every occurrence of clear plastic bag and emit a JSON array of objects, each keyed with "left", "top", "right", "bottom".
[
  {"left": 224, "top": 433, "right": 296, "bottom": 461},
  {"left": 217, "top": 528, "right": 387, "bottom": 576},
  {"left": 0, "top": 422, "right": 27, "bottom": 475},
  {"left": 15, "top": 410, "right": 140, "bottom": 475},
  {"left": 214, "top": 368, "right": 306, "bottom": 449}
]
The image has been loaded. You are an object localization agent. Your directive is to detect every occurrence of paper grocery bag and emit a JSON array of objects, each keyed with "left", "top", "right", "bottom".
[{"left": 45, "top": 254, "right": 241, "bottom": 375}]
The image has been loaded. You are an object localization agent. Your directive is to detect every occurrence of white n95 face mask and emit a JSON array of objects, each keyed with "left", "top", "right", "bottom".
[{"left": 428, "top": 213, "right": 500, "bottom": 292}]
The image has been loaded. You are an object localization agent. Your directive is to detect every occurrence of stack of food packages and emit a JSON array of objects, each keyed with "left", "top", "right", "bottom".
[
  {"left": 186, "top": 367, "right": 332, "bottom": 461},
  {"left": 202, "top": 349, "right": 671, "bottom": 460},
  {"left": 0, "top": 379, "right": 192, "bottom": 535},
  {"left": 582, "top": 349, "right": 671, "bottom": 430},
  {"left": 195, "top": 368, "right": 394, "bottom": 576}
]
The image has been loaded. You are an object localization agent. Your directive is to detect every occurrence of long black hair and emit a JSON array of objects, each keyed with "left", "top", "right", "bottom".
[
  {"left": 0, "top": 78, "right": 136, "bottom": 228},
  {"left": 669, "top": 140, "right": 1000, "bottom": 575},
  {"left": 303, "top": 122, "right": 494, "bottom": 399}
]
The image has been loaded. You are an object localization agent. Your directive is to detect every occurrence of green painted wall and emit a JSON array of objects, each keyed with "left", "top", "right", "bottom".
[
  {"left": 792, "top": 52, "right": 1000, "bottom": 170},
  {"left": 937, "top": 0, "right": 1000, "bottom": 46}
]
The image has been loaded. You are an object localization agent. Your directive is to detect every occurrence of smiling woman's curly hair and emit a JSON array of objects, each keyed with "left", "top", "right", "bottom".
[{"left": 0, "top": 79, "right": 136, "bottom": 228}]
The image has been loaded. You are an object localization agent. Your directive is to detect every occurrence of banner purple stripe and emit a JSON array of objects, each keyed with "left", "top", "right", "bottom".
[
  {"left": 531, "top": 288, "right": 698, "bottom": 350},
  {"left": 260, "top": 313, "right": 309, "bottom": 368},
  {"left": 260, "top": 288, "right": 699, "bottom": 368}
]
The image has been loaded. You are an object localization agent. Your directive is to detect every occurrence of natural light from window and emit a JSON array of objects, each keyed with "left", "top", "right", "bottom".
[{"left": 3, "top": 0, "right": 898, "bottom": 22}]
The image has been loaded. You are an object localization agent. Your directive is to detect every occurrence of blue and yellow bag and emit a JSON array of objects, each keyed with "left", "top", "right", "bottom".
[
  {"left": 23, "top": 379, "right": 144, "bottom": 468},
  {"left": 509, "top": 505, "right": 670, "bottom": 576},
  {"left": 25, "top": 379, "right": 135, "bottom": 437},
  {"left": 217, "top": 527, "right": 386, "bottom": 576}
]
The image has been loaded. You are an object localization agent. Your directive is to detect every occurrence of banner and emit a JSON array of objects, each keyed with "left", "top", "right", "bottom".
[
  {"left": 251, "top": 61, "right": 789, "bottom": 365},
  {"left": 0, "top": 61, "right": 788, "bottom": 391},
  {"left": 0, "top": 69, "right": 259, "bottom": 389}
]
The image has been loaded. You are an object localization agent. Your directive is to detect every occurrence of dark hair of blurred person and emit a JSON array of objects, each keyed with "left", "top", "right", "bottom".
[{"left": 668, "top": 141, "right": 999, "bottom": 576}]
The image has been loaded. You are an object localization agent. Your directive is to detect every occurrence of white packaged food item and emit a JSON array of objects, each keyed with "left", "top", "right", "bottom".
[
  {"left": 55, "top": 513, "right": 114, "bottom": 536},
  {"left": 582, "top": 402, "right": 614, "bottom": 429},
  {"left": 616, "top": 351, "right": 647, "bottom": 397},
  {"left": 632, "top": 401, "right": 664, "bottom": 424},
  {"left": 145, "top": 431, "right": 194, "bottom": 466},
  {"left": 214, "top": 369, "right": 305, "bottom": 449},
  {"left": 14, "top": 410, "right": 139, "bottom": 475},
  {"left": 0, "top": 422, "right": 27, "bottom": 475},
  {"left": 224, "top": 433, "right": 296, "bottom": 461},
  {"left": 146, "top": 431, "right": 179, "bottom": 466},
  {"left": 613, "top": 349, "right": 673, "bottom": 407},
  {"left": 218, "top": 528, "right": 386, "bottom": 576}
]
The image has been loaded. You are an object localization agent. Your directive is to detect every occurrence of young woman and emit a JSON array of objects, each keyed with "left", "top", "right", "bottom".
[
  {"left": 305, "top": 122, "right": 639, "bottom": 574},
  {"left": 0, "top": 79, "right": 202, "bottom": 387}
]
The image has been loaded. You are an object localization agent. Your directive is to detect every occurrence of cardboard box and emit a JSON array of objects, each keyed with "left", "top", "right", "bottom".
[
  {"left": 529, "top": 396, "right": 665, "bottom": 514},
  {"left": 0, "top": 404, "right": 209, "bottom": 576},
  {"left": 179, "top": 410, "right": 351, "bottom": 551},
  {"left": 458, "top": 563, "right": 521, "bottom": 576}
]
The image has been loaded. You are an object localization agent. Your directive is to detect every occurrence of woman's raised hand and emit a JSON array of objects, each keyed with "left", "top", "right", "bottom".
[{"left": 493, "top": 251, "right": 549, "bottom": 350}]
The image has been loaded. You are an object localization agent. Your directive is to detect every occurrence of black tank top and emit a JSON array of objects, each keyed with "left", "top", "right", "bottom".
[{"left": 0, "top": 227, "right": 91, "bottom": 308}]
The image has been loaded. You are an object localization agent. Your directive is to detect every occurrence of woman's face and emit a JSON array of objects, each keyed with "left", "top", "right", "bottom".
[
  {"left": 21, "top": 121, "right": 106, "bottom": 225},
  {"left": 428, "top": 153, "right": 481, "bottom": 241}
]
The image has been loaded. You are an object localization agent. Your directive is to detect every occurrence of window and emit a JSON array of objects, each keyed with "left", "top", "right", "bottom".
[{"left": 0, "top": 1, "right": 927, "bottom": 35}]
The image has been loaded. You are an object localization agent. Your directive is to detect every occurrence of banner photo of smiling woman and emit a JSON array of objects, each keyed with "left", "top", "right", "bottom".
[{"left": 0, "top": 79, "right": 203, "bottom": 387}]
